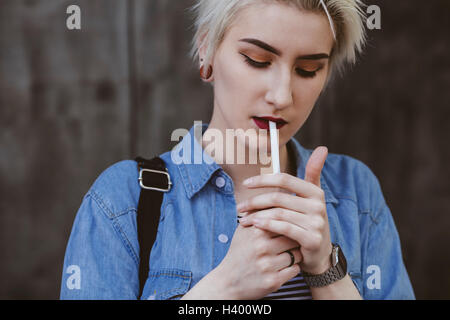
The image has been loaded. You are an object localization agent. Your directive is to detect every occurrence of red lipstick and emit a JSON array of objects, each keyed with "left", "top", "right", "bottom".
[{"left": 252, "top": 116, "right": 287, "bottom": 130}]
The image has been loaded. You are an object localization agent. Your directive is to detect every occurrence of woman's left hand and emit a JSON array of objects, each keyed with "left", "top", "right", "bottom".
[{"left": 237, "top": 146, "right": 333, "bottom": 275}]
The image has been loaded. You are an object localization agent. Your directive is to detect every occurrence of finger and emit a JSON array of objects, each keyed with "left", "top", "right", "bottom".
[
  {"left": 268, "top": 233, "right": 301, "bottom": 254},
  {"left": 247, "top": 224, "right": 279, "bottom": 239},
  {"left": 304, "top": 146, "right": 328, "bottom": 188},
  {"left": 252, "top": 218, "right": 313, "bottom": 248},
  {"left": 273, "top": 247, "right": 303, "bottom": 272},
  {"left": 237, "top": 192, "right": 323, "bottom": 216},
  {"left": 277, "top": 260, "right": 301, "bottom": 282},
  {"left": 242, "top": 172, "right": 323, "bottom": 199},
  {"left": 239, "top": 207, "right": 310, "bottom": 231}
]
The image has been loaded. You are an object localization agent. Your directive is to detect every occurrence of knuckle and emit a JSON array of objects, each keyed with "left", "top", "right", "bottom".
[
  {"left": 303, "top": 240, "right": 314, "bottom": 251},
  {"left": 309, "top": 218, "right": 318, "bottom": 230},
  {"left": 254, "top": 239, "right": 268, "bottom": 256},
  {"left": 303, "top": 233, "right": 320, "bottom": 250},
  {"left": 273, "top": 207, "right": 283, "bottom": 219},
  {"left": 270, "top": 192, "right": 279, "bottom": 205},
  {"left": 256, "top": 258, "right": 271, "bottom": 273},
  {"left": 257, "top": 218, "right": 269, "bottom": 229},
  {"left": 317, "top": 218, "right": 325, "bottom": 231},
  {"left": 311, "top": 216, "right": 325, "bottom": 231},
  {"left": 254, "top": 226, "right": 266, "bottom": 236},
  {"left": 279, "top": 173, "right": 289, "bottom": 185},
  {"left": 281, "top": 222, "right": 291, "bottom": 235},
  {"left": 311, "top": 233, "right": 323, "bottom": 250},
  {"left": 312, "top": 201, "right": 324, "bottom": 214},
  {"left": 262, "top": 275, "right": 278, "bottom": 292}
]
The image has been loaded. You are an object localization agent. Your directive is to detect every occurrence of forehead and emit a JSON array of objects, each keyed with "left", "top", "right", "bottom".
[{"left": 225, "top": 2, "right": 334, "bottom": 54}]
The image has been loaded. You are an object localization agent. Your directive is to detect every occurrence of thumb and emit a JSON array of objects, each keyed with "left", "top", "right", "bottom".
[{"left": 304, "top": 146, "right": 328, "bottom": 187}]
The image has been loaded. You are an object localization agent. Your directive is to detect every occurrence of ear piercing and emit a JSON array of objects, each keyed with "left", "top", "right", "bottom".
[
  {"left": 199, "top": 58, "right": 212, "bottom": 80},
  {"left": 199, "top": 64, "right": 213, "bottom": 80}
]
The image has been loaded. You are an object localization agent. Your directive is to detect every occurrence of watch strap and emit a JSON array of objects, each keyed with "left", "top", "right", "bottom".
[
  {"left": 302, "top": 264, "right": 346, "bottom": 287},
  {"left": 302, "top": 244, "right": 347, "bottom": 288}
]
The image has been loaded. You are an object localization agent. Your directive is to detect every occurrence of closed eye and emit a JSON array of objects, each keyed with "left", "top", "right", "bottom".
[
  {"left": 241, "top": 53, "right": 270, "bottom": 68},
  {"left": 240, "top": 53, "right": 321, "bottom": 79}
]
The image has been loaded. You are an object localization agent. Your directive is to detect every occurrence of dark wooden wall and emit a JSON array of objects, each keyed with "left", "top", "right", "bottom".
[{"left": 0, "top": 0, "right": 448, "bottom": 299}]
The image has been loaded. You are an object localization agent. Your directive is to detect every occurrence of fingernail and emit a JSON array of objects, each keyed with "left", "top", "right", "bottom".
[
  {"left": 239, "top": 216, "right": 248, "bottom": 224},
  {"left": 243, "top": 178, "right": 253, "bottom": 186}
]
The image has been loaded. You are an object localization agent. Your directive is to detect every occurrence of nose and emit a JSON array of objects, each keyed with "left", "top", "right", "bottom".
[{"left": 265, "top": 67, "right": 293, "bottom": 110}]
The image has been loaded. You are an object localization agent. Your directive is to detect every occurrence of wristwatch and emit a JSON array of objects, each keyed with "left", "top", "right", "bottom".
[{"left": 302, "top": 243, "right": 347, "bottom": 287}]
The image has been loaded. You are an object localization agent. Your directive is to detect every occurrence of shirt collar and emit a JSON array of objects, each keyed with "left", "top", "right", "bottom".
[
  {"left": 174, "top": 122, "right": 338, "bottom": 204},
  {"left": 174, "top": 123, "right": 223, "bottom": 199}
]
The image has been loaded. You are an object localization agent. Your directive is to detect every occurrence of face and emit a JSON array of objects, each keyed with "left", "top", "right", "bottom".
[{"left": 201, "top": 2, "right": 334, "bottom": 154}]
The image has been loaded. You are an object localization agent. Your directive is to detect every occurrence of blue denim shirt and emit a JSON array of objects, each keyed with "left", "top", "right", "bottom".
[{"left": 60, "top": 123, "right": 415, "bottom": 300}]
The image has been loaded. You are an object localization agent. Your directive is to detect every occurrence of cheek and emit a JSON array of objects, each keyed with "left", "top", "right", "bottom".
[
  {"left": 298, "top": 74, "right": 326, "bottom": 100},
  {"left": 291, "top": 78, "right": 326, "bottom": 123},
  {"left": 223, "top": 56, "right": 261, "bottom": 92},
  {"left": 214, "top": 55, "right": 260, "bottom": 113},
  {"left": 295, "top": 68, "right": 327, "bottom": 105}
]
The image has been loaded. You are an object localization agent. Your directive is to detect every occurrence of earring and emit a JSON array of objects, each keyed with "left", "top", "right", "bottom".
[{"left": 199, "top": 64, "right": 213, "bottom": 80}]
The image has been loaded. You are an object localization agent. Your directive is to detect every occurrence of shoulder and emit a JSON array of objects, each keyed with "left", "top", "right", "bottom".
[
  {"left": 322, "top": 152, "right": 386, "bottom": 214},
  {"left": 87, "top": 159, "right": 141, "bottom": 219}
]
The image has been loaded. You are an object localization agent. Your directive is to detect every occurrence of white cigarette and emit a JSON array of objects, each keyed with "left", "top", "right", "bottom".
[{"left": 269, "top": 121, "right": 280, "bottom": 174}]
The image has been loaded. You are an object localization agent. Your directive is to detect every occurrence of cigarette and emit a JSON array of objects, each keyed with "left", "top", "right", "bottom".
[{"left": 269, "top": 121, "right": 280, "bottom": 174}]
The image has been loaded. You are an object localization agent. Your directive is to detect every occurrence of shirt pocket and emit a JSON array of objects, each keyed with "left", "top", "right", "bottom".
[{"left": 143, "top": 268, "right": 192, "bottom": 300}]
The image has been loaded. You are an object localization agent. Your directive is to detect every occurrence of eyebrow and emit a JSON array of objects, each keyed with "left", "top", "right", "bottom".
[{"left": 238, "top": 38, "right": 330, "bottom": 60}]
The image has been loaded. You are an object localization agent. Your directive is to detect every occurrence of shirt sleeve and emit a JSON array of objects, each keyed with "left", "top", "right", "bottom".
[
  {"left": 358, "top": 167, "right": 416, "bottom": 300},
  {"left": 60, "top": 192, "right": 139, "bottom": 300}
]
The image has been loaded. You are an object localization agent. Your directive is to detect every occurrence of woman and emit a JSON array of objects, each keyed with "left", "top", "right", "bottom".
[{"left": 60, "top": 0, "right": 415, "bottom": 300}]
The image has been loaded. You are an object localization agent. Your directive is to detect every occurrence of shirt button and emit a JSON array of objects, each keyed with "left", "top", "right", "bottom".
[
  {"left": 218, "top": 234, "right": 228, "bottom": 243},
  {"left": 215, "top": 176, "right": 226, "bottom": 188}
]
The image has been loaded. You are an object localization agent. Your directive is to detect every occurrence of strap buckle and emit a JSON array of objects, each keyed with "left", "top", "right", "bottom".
[{"left": 138, "top": 168, "right": 172, "bottom": 192}]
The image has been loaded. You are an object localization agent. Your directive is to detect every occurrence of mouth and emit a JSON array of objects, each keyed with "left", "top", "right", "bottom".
[{"left": 252, "top": 116, "right": 287, "bottom": 130}]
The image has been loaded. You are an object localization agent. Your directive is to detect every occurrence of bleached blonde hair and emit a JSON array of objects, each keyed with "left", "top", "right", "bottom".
[{"left": 187, "top": 0, "right": 367, "bottom": 79}]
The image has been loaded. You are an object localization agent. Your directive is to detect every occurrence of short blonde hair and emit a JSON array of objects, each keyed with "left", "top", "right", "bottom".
[{"left": 187, "top": 0, "right": 367, "bottom": 78}]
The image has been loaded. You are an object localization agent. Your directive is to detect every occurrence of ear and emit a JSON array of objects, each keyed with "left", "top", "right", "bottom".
[
  {"left": 196, "top": 32, "right": 215, "bottom": 83},
  {"left": 197, "top": 32, "right": 209, "bottom": 67}
]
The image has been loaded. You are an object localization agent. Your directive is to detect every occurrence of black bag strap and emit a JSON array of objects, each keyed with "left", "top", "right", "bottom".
[{"left": 134, "top": 156, "right": 172, "bottom": 298}]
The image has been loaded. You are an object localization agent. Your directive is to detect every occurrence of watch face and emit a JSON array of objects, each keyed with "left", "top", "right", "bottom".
[
  {"left": 332, "top": 246, "right": 339, "bottom": 266},
  {"left": 337, "top": 244, "right": 347, "bottom": 272}
]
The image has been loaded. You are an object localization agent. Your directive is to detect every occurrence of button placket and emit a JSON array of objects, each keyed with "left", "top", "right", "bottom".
[{"left": 218, "top": 234, "right": 228, "bottom": 243}]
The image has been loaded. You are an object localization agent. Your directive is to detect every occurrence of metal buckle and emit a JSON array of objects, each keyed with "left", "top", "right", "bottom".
[{"left": 138, "top": 168, "right": 172, "bottom": 192}]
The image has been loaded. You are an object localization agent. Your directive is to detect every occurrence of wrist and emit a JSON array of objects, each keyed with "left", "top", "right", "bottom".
[
  {"left": 212, "top": 264, "right": 241, "bottom": 299},
  {"left": 181, "top": 265, "right": 238, "bottom": 300},
  {"left": 302, "top": 259, "right": 332, "bottom": 275},
  {"left": 301, "top": 244, "right": 333, "bottom": 275}
]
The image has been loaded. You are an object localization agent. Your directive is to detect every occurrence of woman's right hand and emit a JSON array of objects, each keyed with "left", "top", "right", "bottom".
[{"left": 214, "top": 223, "right": 303, "bottom": 300}]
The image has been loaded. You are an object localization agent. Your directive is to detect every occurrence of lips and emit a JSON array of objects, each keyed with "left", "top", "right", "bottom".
[{"left": 252, "top": 116, "right": 287, "bottom": 130}]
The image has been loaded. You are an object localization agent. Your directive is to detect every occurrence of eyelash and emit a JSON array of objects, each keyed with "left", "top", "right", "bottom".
[{"left": 241, "top": 54, "right": 321, "bottom": 78}]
